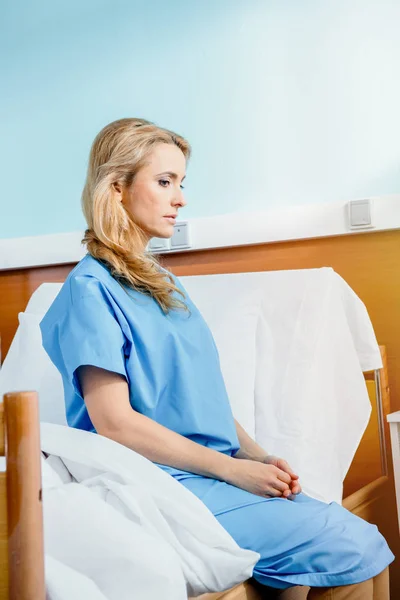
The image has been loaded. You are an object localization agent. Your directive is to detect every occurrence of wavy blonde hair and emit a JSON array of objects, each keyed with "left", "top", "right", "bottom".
[{"left": 81, "top": 118, "right": 191, "bottom": 314}]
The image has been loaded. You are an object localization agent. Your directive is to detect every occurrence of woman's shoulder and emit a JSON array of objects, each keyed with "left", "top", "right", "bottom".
[
  {"left": 65, "top": 254, "right": 123, "bottom": 294},
  {"left": 40, "top": 255, "right": 118, "bottom": 330},
  {"left": 67, "top": 253, "right": 112, "bottom": 282}
]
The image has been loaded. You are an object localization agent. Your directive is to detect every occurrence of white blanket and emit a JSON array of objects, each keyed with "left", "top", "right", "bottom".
[{"left": 41, "top": 423, "right": 259, "bottom": 600}]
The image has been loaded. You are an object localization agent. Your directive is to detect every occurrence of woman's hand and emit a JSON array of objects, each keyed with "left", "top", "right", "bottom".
[
  {"left": 262, "top": 455, "right": 302, "bottom": 496},
  {"left": 226, "top": 459, "right": 293, "bottom": 498}
]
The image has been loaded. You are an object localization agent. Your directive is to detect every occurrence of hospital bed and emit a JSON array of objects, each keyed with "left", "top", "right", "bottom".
[{"left": 0, "top": 268, "right": 397, "bottom": 598}]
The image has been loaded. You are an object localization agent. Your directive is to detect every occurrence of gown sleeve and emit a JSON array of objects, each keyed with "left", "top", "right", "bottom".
[{"left": 40, "top": 275, "right": 128, "bottom": 399}]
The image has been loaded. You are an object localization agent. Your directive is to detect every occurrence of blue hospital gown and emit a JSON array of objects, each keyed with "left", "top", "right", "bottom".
[{"left": 40, "top": 254, "right": 394, "bottom": 589}]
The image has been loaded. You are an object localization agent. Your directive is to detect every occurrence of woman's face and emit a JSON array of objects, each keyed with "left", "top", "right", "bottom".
[{"left": 117, "top": 143, "right": 187, "bottom": 243}]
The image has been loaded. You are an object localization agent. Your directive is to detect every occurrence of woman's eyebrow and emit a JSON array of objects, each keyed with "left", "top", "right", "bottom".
[{"left": 155, "top": 171, "right": 186, "bottom": 180}]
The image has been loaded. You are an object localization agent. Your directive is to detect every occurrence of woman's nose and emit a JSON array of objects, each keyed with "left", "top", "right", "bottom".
[{"left": 174, "top": 190, "right": 187, "bottom": 208}]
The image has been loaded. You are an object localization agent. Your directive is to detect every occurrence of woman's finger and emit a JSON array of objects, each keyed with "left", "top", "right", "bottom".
[
  {"left": 272, "top": 479, "right": 290, "bottom": 493},
  {"left": 291, "top": 482, "right": 302, "bottom": 494},
  {"left": 275, "top": 468, "right": 292, "bottom": 484},
  {"left": 279, "top": 460, "right": 299, "bottom": 479}
]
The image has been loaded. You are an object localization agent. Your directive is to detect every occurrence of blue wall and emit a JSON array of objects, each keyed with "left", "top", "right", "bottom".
[{"left": 1, "top": 0, "right": 399, "bottom": 239}]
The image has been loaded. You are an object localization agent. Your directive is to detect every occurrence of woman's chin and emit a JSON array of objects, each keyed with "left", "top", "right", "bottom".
[
  {"left": 160, "top": 231, "right": 174, "bottom": 239},
  {"left": 146, "top": 221, "right": 175, "bottom": 241},
  {"left": 159, "top": 225, "right": 175, "bottom": 238}
]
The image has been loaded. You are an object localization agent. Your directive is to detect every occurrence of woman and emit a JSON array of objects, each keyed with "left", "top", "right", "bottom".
[{"left": 40, "top": 118, "right": 394, "bottom": 599}]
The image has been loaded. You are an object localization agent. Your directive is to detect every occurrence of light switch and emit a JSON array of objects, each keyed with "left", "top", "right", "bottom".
[
  {"left": 171, "top": 222, "right": 190, "bottom": 248},
  {"left": 348, "top": 199, "right": 373, "bottom": 229},
  {"left": 148, "top": 237, "right": 170, "bottom": 252}
]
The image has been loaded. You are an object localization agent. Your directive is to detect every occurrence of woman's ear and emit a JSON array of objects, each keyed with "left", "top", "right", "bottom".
[{"left": 112, "top": 181, "right": 123, "bottom": 202}]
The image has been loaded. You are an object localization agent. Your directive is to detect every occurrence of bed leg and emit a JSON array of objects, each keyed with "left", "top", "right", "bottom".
[{"left": 4, "top": 391, "right": 45, "bottom": 600}]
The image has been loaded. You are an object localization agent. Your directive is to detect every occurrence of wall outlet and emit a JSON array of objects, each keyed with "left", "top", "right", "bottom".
[
  {"left": 348, "top": 199, "right": 374, "bottom": 230},
  {"left": 171, "top": 221, "right": 191, "bottom": 249}
]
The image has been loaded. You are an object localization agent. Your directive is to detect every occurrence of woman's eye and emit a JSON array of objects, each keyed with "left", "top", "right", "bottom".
[
  {"left": 180, "top": 185, "right": 185, "bottom": 190},
  {"left": 159, "top": 179, "right": 170, "bottom": 187}
]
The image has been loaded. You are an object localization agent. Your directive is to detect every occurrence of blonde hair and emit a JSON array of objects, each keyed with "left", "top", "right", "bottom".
[{"left": 81, "top": 118, "right": 191, "bottom": 314}]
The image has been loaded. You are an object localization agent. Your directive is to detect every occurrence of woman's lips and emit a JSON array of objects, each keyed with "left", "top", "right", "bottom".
[{"left": 164, "top": 217, "right": 176, "bottom": 223}]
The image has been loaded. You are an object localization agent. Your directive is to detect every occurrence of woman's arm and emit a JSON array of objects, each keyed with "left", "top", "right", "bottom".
[
  {"left": 234, "top": 419, "right": 269, "bottom": 461},
  {"left": 79, "top": 365, "right": 234, "bottom": 479},
  {"left": 78, "top": 366, "right": 293, "bottom": 498}
]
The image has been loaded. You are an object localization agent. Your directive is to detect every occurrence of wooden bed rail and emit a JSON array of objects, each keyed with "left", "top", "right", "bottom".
[{"left": 0, "top": 392, "right": 45, "bottom": 600}]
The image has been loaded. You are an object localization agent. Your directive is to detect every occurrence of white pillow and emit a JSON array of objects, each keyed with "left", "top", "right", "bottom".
[
  {"left": 0, "top": 311, "right": 67, "bottom": 425},
  {"left": 24, "top": 282, "right": 62, "bottom": 315}
]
